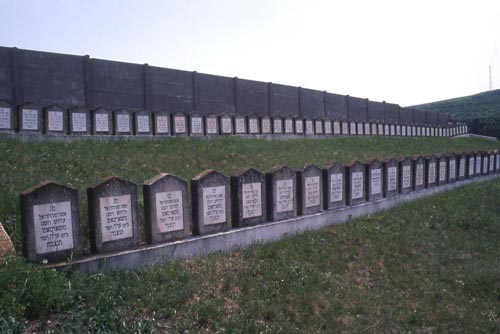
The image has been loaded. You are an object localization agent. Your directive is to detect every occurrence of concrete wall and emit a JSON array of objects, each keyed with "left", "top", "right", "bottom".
[{"left": 367, "top": 100, "right": 385, "bottom": 122}]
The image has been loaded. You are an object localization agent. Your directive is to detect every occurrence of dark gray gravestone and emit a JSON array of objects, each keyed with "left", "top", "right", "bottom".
[
  {"left": 19, "top": 102, "right": 42, "bottom": 133},
  {"left": 314, "top": 119, "right": 324, "bottom": 135},
  {"left": 284, "top": 117, "right": 294, "bottom": 134},
  {"left": 0, "top": 100, "right": 14, "bottom": 133},
  {"left": 390, "top": 124, "right": 396, "bottom": 136},
  {"left": 366, "top": 159, "right": 384, "bottom": 201},
  {"left": 425, "top": 155, "right": 438, "bottom": 188},
  {"left": 413, "top": 156, "right": 426, "bottom": 191},
  {"left": 341, "top": 121, "right": 349, "bottom": 135},
  {"left": 260, "top": 116, "right": 271, "bottom": 134},
  {"left": 333, "top": 120, "right": 341, "bottom": 135},
  {"left": 447, "top": 153, "right": 457, "bottom": 183},
  {"left": 384, "top": 123, "right": 390, "bottom": 136},
  {"left": 396, "top": 124, "right": 401, "bottom": 136},
  {"left": 495, "top": 150, "right": 500, "bottom": 173},
  {"left": 205, "top": 113, "right": 219, "bottom": 136},
  {"left": 482, "top": 152, "right": 489, "bottom": 175},
  {"left": 92, "top": 107, "right": 112, "bottom": 135},
  {"left": 113, "top": 109, "right": 133, "bottom": 135},
  {"left": 489, "top": 151, "right": 495, "bottom": 173},
  {"left": 371, "top": 122, "right": 377, "bottom": 136},
  {"left": 143, "top": 173, "right": 189, "bottom": 244},
  {"left": 219, "top": 114, "right": 233, "bottom": 135},
  {"left": 401, "top": 124, "right": 407, "bottom": 137},
  {"left": 294, "top": 117, "right": 304, "bottom": 134},
  {"left": 383, "top": 158, "right": 399, "bottom": 198},
  {"left": 44, "top": 104, "right": 67, "bottom": 134},
  {"left": 248, "top": 115, "right": 260, "bottom": 134},
  {"left": 475, "top": 152, "right": 482, "bottom": 176},
  {"left": 189, "top": 112, "right": 204, "bottom": 136},
  {"left": 172, "top": 111, "right": 188, "bottom": 136},
  {"left": 68, "top": 106, "right": 90, "bottom": 135},
  {"left": 378, "top": 122, "right": 384, "bottom": 136},
  {"left": 457, "top": 152, "right": 467, "bottom": 180},
  {"left": 322, "top": 161, "right": 346, "bottom": 210},
  {"left": 324, "top": 119, "right": 332, "bottom": 135},
  {"left": 266, "top": 166, "right": 297, "bottom": 221},
  {"left": 191, "top": 170, "right": 231, "bottom": 235},
  {"left": 230, "top": 168, "right": 266, "bottom": 227},
  {"left": 153, "top": 111, "right": 170, "bottom": 136},
  {"left": 87, "top": 177, "right": 140, "bottom": 253},
  {"left": 20, "top": 181, "right": 82, "bottom": 263},
  {"left": 305, "top": 118, "right": 314, "bottom": 136},
  {"left": 297, "top": 164, "right": 323, "bottom": 216},
  {"left": 272, "top": 116, "right": 283, "bottom": 134},
  {"left": 399, "top": 157, "right": 413, "bottom": 194},
  {"left": 349, "top": 121, "right": 357, "bottom": 136},
  {"left": 134, "top": 111, "right": 152, "bottom": 135},
  {"left": 437, "top": 155, "right": 448, "bottom": 186},
  {"left": 346, "top": 160, "right": 366, "bottom": 206},
  {"left": 364, "top": 122, "right": 370, "bottom": 136},
  {"left": 356, "top": 121, "right": 364, "bottom": 136},
  {"left": 234, "top": 115, "right": 247, "bottom": 135},
  {"left": 467, "top": 152, "right": 476, "bottom": 179}
]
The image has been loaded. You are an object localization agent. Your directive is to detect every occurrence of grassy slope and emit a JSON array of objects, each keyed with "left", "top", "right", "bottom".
[{"left": 412, "top": 89, "right": 500, "bottom": 122}]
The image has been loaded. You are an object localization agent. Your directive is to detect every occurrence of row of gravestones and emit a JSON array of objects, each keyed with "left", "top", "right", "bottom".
[
  {"left": 0, "top": 101, "right": 467, "bottom": 137},
  {"left": 20, "top": 150, "right": 499, "bottom": 264}
]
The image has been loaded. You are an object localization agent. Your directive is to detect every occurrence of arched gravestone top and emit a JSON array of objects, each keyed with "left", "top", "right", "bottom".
[
  {"left": 18, "top": 101, "right": 42, "bottom": 133},
  {"left": 323, "top": 161, "right": 346, "bottom": 210},
  {"left": 191, "top": 170, "right": 231, "bottom": 235},
  {"left": 87, "top": 176, "right": 139, "bottom": 254},
  {"left": 297, "top": 164, "right": 323, "bottom": 216},
  {"left": 265, "top": 165, "right": 297, "bottom": 222},
  {"left": 230, "top": 167, "right": 267, "bottom": 228},
  {"left": 91, "top": 107, "right": 112, "bottom": 135},
  {"left": 143, "top": 173, "right": 189, "bottom": 244},
  {"left": 20, "top": 181, "right": 83, "bottom": 263},
  {"left": 0, "top": 99, "right": 15, "bottom": 133}
]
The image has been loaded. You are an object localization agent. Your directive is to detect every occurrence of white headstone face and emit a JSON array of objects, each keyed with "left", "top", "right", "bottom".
[
  {"left": 428, "top": 162, "right": 436, "bottom": 183},
  {"left": 449, "top": 160, "right": 456, "bottom": 179},
  {"left": 439, "top": 161, "right": 446, "bottom": 181},
  {"left": 390, "top": 125, "right": 395, "bottom": 136},
  {"left": 99, "top": 194, "right": 133, "bottom": 242},
  {"left": 295, "top": 120, "right": 304, "bottom": 134},
  {"left": 378, "top": 124, "right": 384, "bottom": 135},
  {"left": 476, "top": 157, "right": 482, "bottom": 174},
  {"left": 304, "top": 176, "right": 320, "bottom": 208},
  {"left": 396, "top": 125, "right": 401, "bottom": 136},
  {"left": 191, "top": 117, "right": 203, "bottom": 134},
  {"left": 416, "top": 164, "right": 424, "bottom": 186},
  {"left": 333, "top": 121, "right": 340, "bottom": 134},
  {"left": 285, "top": 119, "right": 293, "bottom": 133},
  {"left": 371, "top": 168, "right": 382, "bottom": 195},
  {"left": 384, "top": 124, "right": 389, "bottom": 135},
  {"left": 407, "top": 125, "right": 411, "bottom": 136},
  {"left": 426, "top": 127, "right": 430, "bottom": 136},
  {"left": 33, "top": 201, "right": 73, "bottom": 254},
  {"left": 330, "top": 173, "right": 343, "bottom": 202},
  {"left": 402, "top": 165, "right": 411, "bottom": 188},
  {"left": 276, "top": 179, "right": 294, "bottom": 213},
  {"left": 357, "top": 123, "right": 363, "bottom": 135},
  {"left": 342, "top": 122, "right": 348, "bottom": 134},
  {"left": 489, "top": 155, "right": 494, "bottom": 171},
  {"left": 0, "top": 107, "right": 11, "bottom": 129},
  {"left": 371, "top": 123, "right": 377, "bottom": 135},
  {"left": 496, "top": 155, "right": 500, "bottom": 171},
  {"left": 249, "top": 118, "right": 259, "bottom": 134},
  {"left": 22, "top": 109, "right": 39, "bottom": 130},
  {"left": 95, "top": 113, "right": 109, "bottom": 132},
  {"left": 387, "top": 166, "right": 397, "bottom": 191},
  {"left": 242, "top": 182, "right": 262, "bottom": 219},
  {"left": 175, "top": 116, "right": 186, "bottom": 133},
  {"left": 364, "top": 123, "right": 370, "bottom": 135},
  {"left": 350, "top": 122, "right": 356, "bottom": 135},
  {"left": 469, "top": 157, "right": 475, "bottom": 176},
  {"left": 137, "top": 115, "right": 150, "bottom": 133},
  {"left": 306, "top": 120, "right": 314, "bottom": 135},
  {"left": 402, "top": 126, "right": 406, "bottom": 136},
  {"left": 155, "top": 191, "right": 183, "bottom": 232},
  {"left": 273, "top": 119, "right": 282, "bottom": 133},
  {"left": 351, "top": 171, "right": 364, "bottom": 199},
  {"left": 203, "top": 186, "right": 226, "bottom": 225},
  {"left": 261, "top": 118, "right": 271, "bottom": 133},
  {"left": 482, "top": 157, "right": 488, "bottom": 174},
  {"left": 315, "top": 120, "right": 323, "bottom": 134},
  {"left": 459, "top": 158, "right": 466, "bottom": 177},
  {"left": 417, "top": 127, "right": 421, "bottom": 136},
  {"left": 235, "top": 118, "right": 246, "bottom": 133},
  {"left": 206, "top": 117, "right": 217, "bottom": 134},
  {"left": 48, "top": 111, "right": 64, "bottom": 132},
  {"left": 412, "top": 126, "right": 416, "bottom": 136},
  {"left": 324, "top": 121, "right": 332, "bottom": 134},
  {"left": 221, "top": 117, "right": 232, "bottom": 134},
  {"left": 71, "top": 112, "right": 87, "bottom": 132},
  {"left": 156, "top": 115, "right": 169, "bottom": 134},
  {"left": 117, "top": 114, "right": 130, "bottom": 133}
]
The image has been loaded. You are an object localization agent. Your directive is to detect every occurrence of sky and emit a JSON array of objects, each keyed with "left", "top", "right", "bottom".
[{"left": 1, "top": 0, "right": 500, "bottom": 106}]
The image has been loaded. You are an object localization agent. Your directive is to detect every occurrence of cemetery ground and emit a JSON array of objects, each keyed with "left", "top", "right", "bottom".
[{"left": 0, "top": 136, "right": 500, "bottom": 333}]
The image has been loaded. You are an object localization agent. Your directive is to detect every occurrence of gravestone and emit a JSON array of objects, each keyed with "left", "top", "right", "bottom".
[
  {"left": 378, "top": 123, "right": 384, "bottom": 136},
  {"left": 19, "top": 102, "right": 42, "bottom": 133},
  {"left": 68, "top": 107, "right": 90, "bottom": 135},
  {"left": 437, "top": 155, "right": 448, "bottom": 185},
  {"left": 426, "top": 155, "right": 438, "bottom": 188},
  {"left": 297, "top": 164, "right": 323, "bottom": 216},
  {"left": 248, "top": 115, "right": 260, "bottom": 134},
  {"left": 482, "top": 153, "right": 489, "bottom": 175},
  {"left": 134, "top": 111, "right": 152, "bottom": 135},
  {"left": 205, "top": 114, "right": 219, "bottom": 135},
  {"left": 426, "top": 127, "right": 431, "bottom": 137},
  {"left": 447, "top": 153, "right": 457, "bottom": 183},
  {"left": 314, "top": 119, "right": 323, "bottom": 135},
  {"left": 401, "top": 124, "right": 407, "bottom": 137},
  {"left": 323, "top": 161, "right": 346, "bottom": 210},
  {"left": 260, "top": 116, "right": 271, "bottom": 134},
  {"left": 384, "top": 123, "right": 390, "bottom": 136},
  {"left": 489, "top": 152, "right": 495, "bottom": 173},
  {"left": 416, "top": 126, "right": 421, "bottom": 137},
  {"left": 234, "top": 115, "right": 247, "bottom": 135},
  {"left": 113, "top": 109, "right": 132, "bottom": 135},
  {"left": 231, "top": 168, "right": 266, "bottom": 227},
  {"left": 467, "top": 153, "right": 475, "bottom": 178},
  {"left": 92, "top": 107, "right": 112, "bottom": 135},
  {"left": 475, "top": 152, "right": 482, "bottom": 176},
  {"left": 341, "top": 121, "right": 349, "bottom": 135},
  {"left": 399, "top": 157, "right": 413, "bottom": 193},
  {"left": 371, "top": 122, "right": 377, "bottom": 136},
  {"left": 266, "top": 166, "right": 297, "bottom": 221},
  {"left": 383, "top": 158, "right": 399, "bottom": 197},
  {"left": 367, "top": 159, "right": 384, "bottom": 201},
  {"left": 44, "top": 104, "right": 66, "bottom": 134},
  {"left": 87, "top": 177, "right": 140, "bottom": 253},
  {"left": 20, "top": 181, "right": 83, "bottom": 263},
  {"left": 350, "top": 121, "right": 357, "bottom": 136},
  {"left": 272, "top": 116, "right": 283, "bottom": 134},
  {"left": 407, "top": 125, "right": 412, "bottom": 136},
  {"left": 0, "top": 100, "right": 14, "bottom": 133},
  {"left": 305, "top": 118, "right": 314, "bottom": 135},
  {"left": 357, "top": 122, "right": 363, "bottom": 136},
  {"left": 220, "top": 114, "right": 234, "bottom": 135},
  {"left": 189, "top": 112, "right": 204, "bottom": 136},
  {"left": 396, "top": 124, "right": 401, "bottom": 136},
  {"left": 154, "top": 111, "right": 171, "bottom": 136},
  {"left": 284, "top": 117, "right": 294, "bottom": 134},
  {"left": 0, "top": 222, "right": 15, "bottom": 259},
  {"left": 364, "top": 122, "right": 370, "bottom": 136},
  {"left": 191, "top": 170, "right": 231, "bottom": 235},
  {"left": 295, "top": 118, "right": 304, "bottom": 134},
  {"left": 333, "top": 120, "right": 341, "bottom": 135},
  {"left": 390, "top": 124, "right": 395, "bottom": 136},
  {"left": 324, "top": 120, "right": 332, "bottom": 135},
  {"left": 346, "top": 160, "right": 366, "bottom": 206},
  {"left": 413, "top": 156, "right": 426, "bottom": 191},
  {"left": 411, "top": 125, "right": 416, "bottom": 137},
  {"left": 457, "top": 152, "right": 467, "bottom": 180},
  {"left": 143, "top": 173, "right": 189, "bottom": 244},
  {"left": 496, "top": 150, "right": 500, "bottom": 173}
]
